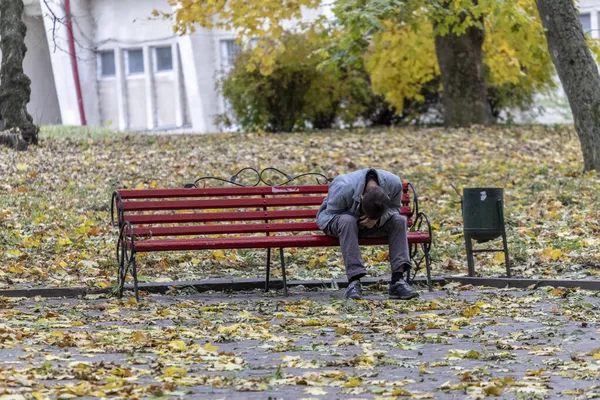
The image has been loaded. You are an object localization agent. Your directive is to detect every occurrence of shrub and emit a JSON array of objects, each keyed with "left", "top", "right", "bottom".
[{"left": 217, "top": 33, "right": 385, "bottom": 132}]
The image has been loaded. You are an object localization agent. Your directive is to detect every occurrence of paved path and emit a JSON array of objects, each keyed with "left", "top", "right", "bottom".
[{"left": 1, "top": 284, "right": 599, "bottom": 399}]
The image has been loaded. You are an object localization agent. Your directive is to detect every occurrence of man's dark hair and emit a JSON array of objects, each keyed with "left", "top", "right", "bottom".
[
  {"left": 362, "top": 186, "right": 391, "bottom": 220},
  {"left": 365, "top": 168, "right": 379, "bottom": 185}
]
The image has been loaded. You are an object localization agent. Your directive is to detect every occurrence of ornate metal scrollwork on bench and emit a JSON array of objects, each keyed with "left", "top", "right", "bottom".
[{"left": 184, "top": 167, "right": 333, "bottom": 188}]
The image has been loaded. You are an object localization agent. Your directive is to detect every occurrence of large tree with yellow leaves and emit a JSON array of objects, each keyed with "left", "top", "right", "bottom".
[{"left": 158, "top": 0, "right": 584, "bottom": 128}]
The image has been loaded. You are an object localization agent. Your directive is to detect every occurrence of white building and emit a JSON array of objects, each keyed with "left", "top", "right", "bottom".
[
  {"left": 512, "top": 0, "right": 600, "bottom": 125},
  {"left": 14, "top": 0, "right": 600, "bottom": 131},
  {"left": 20, "top": 0, "right": 246, "bottom": 133}
]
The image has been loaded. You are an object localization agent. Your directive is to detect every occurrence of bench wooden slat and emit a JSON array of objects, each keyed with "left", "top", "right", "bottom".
[
  {"left": 131, "top": 222, "right": 319, "bottom": 236},
  {"left": 124, "top": 207, "right": 413, "bottom": 225},
  {"left": 132, "top": 232, "right": 432, "bottom": 252},
  {"left": 119, "top": 185, "right": 330, "bottom": 199},
  {"left": 130, "top": 217, "right": 414, "bottom": 237},
  {"left": 126, "top": 209, "right": 319, "bottom": 224},
  {"left": 122, "top": 196, "right": 326, "bottom": 211}
]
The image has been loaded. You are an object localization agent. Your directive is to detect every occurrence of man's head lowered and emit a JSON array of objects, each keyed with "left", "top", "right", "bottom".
[{"left": 361, "top": 185, "right": 392, "bottom": 221}]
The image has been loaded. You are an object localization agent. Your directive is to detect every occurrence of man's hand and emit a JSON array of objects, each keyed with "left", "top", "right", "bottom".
[{"left": 359, "top": 215, "right": 377, "bottom": 229}]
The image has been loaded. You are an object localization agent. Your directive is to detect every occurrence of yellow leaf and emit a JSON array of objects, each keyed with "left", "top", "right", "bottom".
[
  {"left": 376, "top": 250, "right": 389, "bottom": 261},
  {"left": 483, "top": 385, "right": 503, "bottom": 396},
  {"left": 168, "top": 340, "right": 187, "bottom": 352},
  {"left": 135, "top": 182, "right": 145, "bottom": 190},
  {"left": 392, "top": 388, "right": 412, "bottom": 396},
  {"left": 163, "top": 366, "right": 187, "bottom": 378},
  {"left": 65, "top": 381, "right": 92, "bottom": 396},
  {"left": 462, "top": 306, "right": 480, "bottom": 317},
  {"left": 8, "top": 264, "right": 24, "bottom": 274},
  {"left": 344, "top": 377, "right": 362, "bottom": 388},
  {"left": 97, "top": 280, "right": 111, "bottom": 289},
  {"left": 548, "top": 210, "right": 560, "bottom": 219},
  {"left": 335, "top": 326, "right": 350, "bottom": 335},
  {"left": 6, "top": 249, "right": 22, "bottom": 257},
  {"left": 204, "top": 342, "right": 219, "bottom": 353},
  {"left": 218, "top": 324, "right": 240, "bottom": 334},
  {"left": 212, "top": 250, "right": 226, "bottom": 261},
  {"left": 132, "top": 331, "right": 148, "bottom": 343},
  {"left": 492, "top": 252, "right": 505, "bottom": 265},
  {"left": 22, "top": 236, "right": 41, "bottom": 247},
  {"left": 58, "top": 238, "right": 72, "bottom": 247},
  {"left": 542, "top": 247, "right": 563, "bottom": 261},
  {"left": 16, "top": 163, "right": 27, "bottom": 171}
]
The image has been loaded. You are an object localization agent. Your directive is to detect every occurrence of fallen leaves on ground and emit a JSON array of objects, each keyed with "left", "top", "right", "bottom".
[
  {"left": 0, "top": 126, "right": 599, "bottom": 289},
  {"left": 0, "top": 287, "right": 599, "bottom": 398}
]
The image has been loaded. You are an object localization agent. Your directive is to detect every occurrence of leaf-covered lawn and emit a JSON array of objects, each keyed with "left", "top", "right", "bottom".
[
  {"left": 0, "top": 126, "right": 599, "bottom": 290},
  {"left": 1, "top": 286, "right": 600, "bottom": 398}
]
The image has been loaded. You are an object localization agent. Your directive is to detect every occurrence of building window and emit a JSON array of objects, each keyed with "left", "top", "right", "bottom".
[
  {"left": 580, "top": 13, "right": 591, "bottom": 35},
  {"left": 220, "top": 39, "right": 241, "bottom": 71},
  {"left": 99, "top": 50, "right": 116, "bottom": 77},
  {"left": 126, "top": 49, "right": 144, "bottom": 75},
  {"left": 154, "top": 46, "right": 173, "bottom": 72}
]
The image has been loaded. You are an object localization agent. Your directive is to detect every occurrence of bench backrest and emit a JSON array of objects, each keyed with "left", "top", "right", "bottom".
[{"left": 112, "top": 183, "right": 415, "bottom": 237}]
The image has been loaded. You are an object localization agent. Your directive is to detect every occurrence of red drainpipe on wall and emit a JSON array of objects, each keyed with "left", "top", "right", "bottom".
[{"left": 64, "top": 0, "right": 87, "bottom": 125}]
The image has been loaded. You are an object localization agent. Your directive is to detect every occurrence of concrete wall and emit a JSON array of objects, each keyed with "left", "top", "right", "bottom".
[
  {"left": 23, "top": 15, "right": 62, "bottom": 125},
  {"left": 92, "top": 0, "right": 174, "bottom": 45},
  {"left": 178, "top": 30, "right": 218, "bottom": 133},
  {"left": 125, "top": 77, "right": 147, "bottom": 129},
  {"left": 92, "top": 0, "right": 188, "bottom": 131},
  {"left": 39, "top": 0, "right": 100, "bottom": 126},
  {"left": 579, "top": 0, "right": 600, "bottom": 38},
  {"left": 511, "top": 3, "right": 600, "bottom": 125}
]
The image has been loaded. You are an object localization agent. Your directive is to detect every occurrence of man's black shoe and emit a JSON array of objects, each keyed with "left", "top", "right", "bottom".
[
  {"left": 345, "top": 280, "right": 363, "bottom": 300},
  {"left": 389, "top": 279, "right": 419, "bottom": 300}
]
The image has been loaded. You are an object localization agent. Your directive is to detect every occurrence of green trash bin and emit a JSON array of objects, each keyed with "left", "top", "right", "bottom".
[{"left": 462, "top": 188, "right": 510, "bottom": 277}]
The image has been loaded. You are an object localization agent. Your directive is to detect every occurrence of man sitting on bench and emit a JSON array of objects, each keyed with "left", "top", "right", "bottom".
[{"left": 316, "top": 168, "right": 419, "bottom": 300}]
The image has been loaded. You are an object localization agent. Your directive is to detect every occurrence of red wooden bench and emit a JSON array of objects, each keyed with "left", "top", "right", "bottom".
[{"left": 111, "top": 171, "right": 432, "bottom": 300}]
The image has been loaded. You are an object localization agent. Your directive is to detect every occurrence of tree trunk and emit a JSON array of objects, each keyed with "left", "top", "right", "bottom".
[
  {"left": 536, "top": 0, "right": 600, "bottom": 171},
  {"left": 0, "top": 0, "right": 39, "bottom": 149},
  {"left": 434, "top": 13, "right": 492, "bottom": 127}
]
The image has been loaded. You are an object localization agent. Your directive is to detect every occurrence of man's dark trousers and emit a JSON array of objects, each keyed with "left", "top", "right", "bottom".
[{"left": 323, "top": 213, "right": 411, "bottom": 280}]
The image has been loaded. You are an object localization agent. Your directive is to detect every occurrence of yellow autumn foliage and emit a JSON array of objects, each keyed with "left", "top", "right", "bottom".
[
  {"left": 159, "top": 0, "right": 586, "bottom": 115},
  {"left": 366, "top": 0, "right": 558, "bottom": 113}
]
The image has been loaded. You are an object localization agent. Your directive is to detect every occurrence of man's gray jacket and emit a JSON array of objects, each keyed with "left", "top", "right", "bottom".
[{"left": 316, "top": 168, "right": 403, "bottom": 230}]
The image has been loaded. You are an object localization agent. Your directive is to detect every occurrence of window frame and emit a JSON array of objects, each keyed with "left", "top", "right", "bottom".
[
  {"left": 220, "top": 38, "right": 241, "bottom": 71},
  {"left": 153, "top": 45, "right": 174, "bottom": 74},
  {"left": 579, "top": 12, "right": 592, "bottom": 36},
  {"left": 125, "top": 48, "right": 145, "bottom": 77},
  {"left": 97, "top": 49, "right": 116, "bottom": 80}
]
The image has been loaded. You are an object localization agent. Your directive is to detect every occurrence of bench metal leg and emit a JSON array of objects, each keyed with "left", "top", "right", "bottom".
[
  {"left": 265, "top": 248, "right": 271, "bottom": 292},
  {"left": 117, "top": 252, "right": 126, "bottom": 299},
  {"left": 424, "top": 244, "right": 433, "bottom": 292},
  {"left": 131, "top": 254, "right": 139, "bottom": 302},
  {"left": 279, "top": 247, "right": 288, "bottom": 296}
]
